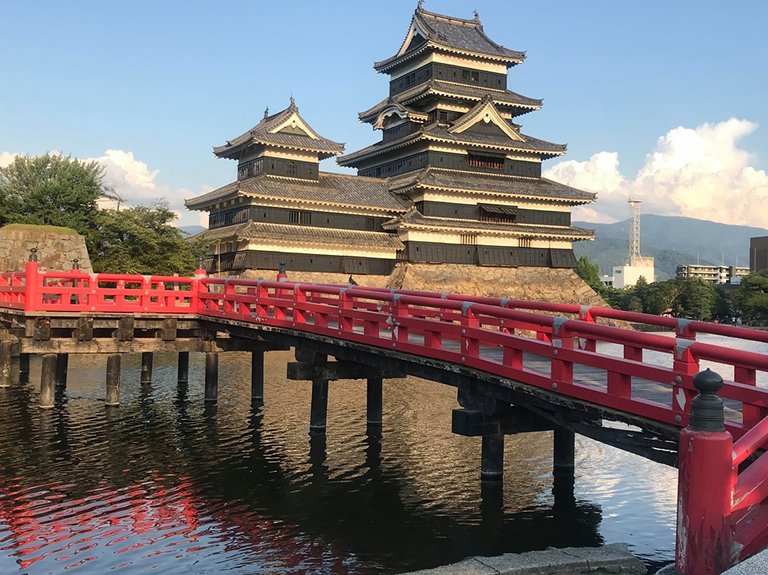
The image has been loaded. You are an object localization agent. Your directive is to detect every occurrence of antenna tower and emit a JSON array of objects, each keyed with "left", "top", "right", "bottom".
[{"left": 627, "top": 199, "right": 642, "bottom": 266}]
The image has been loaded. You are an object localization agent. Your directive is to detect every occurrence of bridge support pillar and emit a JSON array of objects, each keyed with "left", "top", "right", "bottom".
[
  {"left": 553, "top": 426, "right": 576, "bottom": 509},
  {"left": 310, "top": 379, "right": 329, "bottom": 434},
  {"left": 553, "top": 426, "right": 575, "bottom": 476},
  {"left": 140, "top": 352, "right": 153, "bottom": 386},
  {"left": 0, "top": 340, "right": 11, "bottom": 388},
  {"left": 481, "top": 433, "right": 504, "bottom": 481},
  {"left": 55, "top": 353, "right": 68, "bottom": 388},
  {"left": 675, "top": 369, "right": 733, "bottom": 575},
  {"left": 205, "top": 352, "right": 218, "bottom": 403},
  {"left": 366, "top": 377, "right": 382, "bottom": 426},
  {"left": 40, "top": 353, "right": 56, "bottom": 408},
  {"left": 177, "top": 351, "right": 189, "bottom": 385},
  {"left": 251, "top": 350, "right": 264, "bottom": 405},
  {"left": 19, "top": 353, "right": 30, "bottom": 383},
  {"left": 105, "top": 354, "right": 121, "bottom": 406}
]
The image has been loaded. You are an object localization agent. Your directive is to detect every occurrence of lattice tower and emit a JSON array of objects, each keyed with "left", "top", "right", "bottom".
[{"left": 627, "top": 199, "right": 642, "bottom": 265}]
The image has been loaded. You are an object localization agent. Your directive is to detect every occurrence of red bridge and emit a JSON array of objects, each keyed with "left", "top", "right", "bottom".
[{"left": 1, "top": 260, "right": 767, "bottom": 575}]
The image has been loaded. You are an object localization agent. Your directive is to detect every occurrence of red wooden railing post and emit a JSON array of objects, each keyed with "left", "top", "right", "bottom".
[
  {"left": 675, "top": 369, "right": 735, "bottom": 575},
  {"left": 23, "top": 259, "right": 40, "bottom": 312}
]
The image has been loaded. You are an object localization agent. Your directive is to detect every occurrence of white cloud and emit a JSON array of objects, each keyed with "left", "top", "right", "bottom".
[
  {"left": 0, "top": 151, "right": 19, "bottom": 168},
  {"left": 86, "top": 149, "right": 205, "bottom": 227},
  {"left": 545, "top": 118, "right": 768, "bottom": 228}
]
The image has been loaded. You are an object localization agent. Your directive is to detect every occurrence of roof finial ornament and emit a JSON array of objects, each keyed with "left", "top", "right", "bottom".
[
  {"left": 473, "top": 9, "right": 480, "bottom": 21},
  {"left": 289, "top": 94, "right": 296, "bottom": 109},
  {"left": 263, "top": 106, "right": 269, "bottom": 119},
  {"left": 417, "top": 0, "right": 424, "bottom": 10}
]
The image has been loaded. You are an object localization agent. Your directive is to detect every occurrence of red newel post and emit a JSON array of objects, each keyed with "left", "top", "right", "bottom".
[
  {"left": 675, "top": 369, "right": 735, "bottom": 575},
  {"left": 23, "top": 249, "right": 40, "bottom": 312}
]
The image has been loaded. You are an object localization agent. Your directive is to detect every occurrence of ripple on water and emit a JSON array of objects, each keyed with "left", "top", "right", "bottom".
[{"left": 0, "top": 348, "right": 692, "bottom": 573}]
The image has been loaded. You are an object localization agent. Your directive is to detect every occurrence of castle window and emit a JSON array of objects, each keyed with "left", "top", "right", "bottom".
[
  {"left": 289, "top": 210, "right": 312, "bottom": 225},
  {"left": 519, "top": 238, "right": 532, "bottom": 248},
  {"left": 405, "top": 72, "right": 416, "bottom": 86},
  {"left": 468, "top": 153, "right": 504, "bottom": 170},
  {"left": 460, "top": 234, "right": 477, "bottom": 246},
  {"left": 366, "top": 217, "right": 375, "bottom": 231},
  {"left": 287, "top": 161, "right": 297, "bottom": 177}
]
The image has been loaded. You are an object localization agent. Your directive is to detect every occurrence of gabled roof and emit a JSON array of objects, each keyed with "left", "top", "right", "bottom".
[
  {"left": 383, "top": 208, "right": 594, "bottom": 240},
  {"left": 372, "top": 103, "right": 429, "bottom": 129},
  {"left": 448, "top": 95, "right": 524, "bottom": 141},
  {"left": 374, "top": 6, "right": 525, "bottom": 72},
  {"left": 213, "top": 99, "right": 344, "bottom": 160},
  {"left": 359, "top": 80, "right": 541, "bottom": 124},
  {"left": 185, "top": 172, "right": 410, "bottom": 213},
  {"left": 192, "top": 221, "right": 404, "bottom": 251},
  {"left": 337, "top": 120, "right": 565, "bottom": 166},
  {"left": 388, "top": 167, "right": 596, "bottom": 205}
]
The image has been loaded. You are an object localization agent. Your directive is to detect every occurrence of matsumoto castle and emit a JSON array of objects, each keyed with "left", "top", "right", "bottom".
[{"left": 186, "top": 4, "right": 596, "bottom": 280}]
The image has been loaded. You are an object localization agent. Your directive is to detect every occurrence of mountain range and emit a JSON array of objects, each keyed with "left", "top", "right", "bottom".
[{"left": 573, "top": 215, "right": 767, "bottom": 279}]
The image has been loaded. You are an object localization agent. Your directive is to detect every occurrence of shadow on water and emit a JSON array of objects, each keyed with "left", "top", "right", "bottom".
[{"left": 0, "top": 351, "right": 676, "bottom": 574}]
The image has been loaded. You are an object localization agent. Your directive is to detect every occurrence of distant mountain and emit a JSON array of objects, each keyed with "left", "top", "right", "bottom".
[
  {"left": 573, "top": 215, "right": 767, "bottom": 280},
  {"left": 179, "top": 225, "right": 206, "bottom": 237}
]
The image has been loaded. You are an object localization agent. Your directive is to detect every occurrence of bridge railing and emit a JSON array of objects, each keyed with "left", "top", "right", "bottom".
[
  {"left": 195, "top": 276, "right": 768, "bottom": 441},
  {"left": 0, "top": 262, "right": 199, "bottom": 314}
]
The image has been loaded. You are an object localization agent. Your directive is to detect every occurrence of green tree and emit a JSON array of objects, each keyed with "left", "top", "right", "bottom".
[
  {"left": 0, "top": 154, "right": 108, "bottom": 240},
  {"left": 91, "top": 203, "right": 204, "bottom": 275},
  {"left": 675, "top": 277, "right": 716, "bottom": 320},
  {"left": 575, "top": 256, "right": 602, "bottom": 290},
  {"left": 732, "top": 272, "right": 768, "bottom": 323}
]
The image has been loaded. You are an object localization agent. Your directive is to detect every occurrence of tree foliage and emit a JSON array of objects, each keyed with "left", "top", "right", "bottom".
[
  {"left": 732, "top": 272, "right": 768, "bottom": 323},
  {"left": 575, "top": 256, "right": 602, "bottom": 291},
  {"left": 0, "top": 153, "right": 202, "bottom": 275},
  {"left": 92, "top": 204, "right": 203, "bottom": 275},
  {"left": 0, "top": 154, "right": 107, "bottom": 240}
]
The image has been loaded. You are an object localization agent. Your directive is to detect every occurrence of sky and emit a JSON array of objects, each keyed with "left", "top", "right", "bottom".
[{"left": 2, "top": 0, "right": 767, "bottom": 230}]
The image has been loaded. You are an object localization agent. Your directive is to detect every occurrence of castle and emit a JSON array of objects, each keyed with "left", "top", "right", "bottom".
[{"left": 186, "top": 4, "right": 596, "bottom": 291}]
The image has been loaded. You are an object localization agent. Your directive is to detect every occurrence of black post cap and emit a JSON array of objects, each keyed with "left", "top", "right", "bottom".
[
  {"left": 28, "top": 247, "right": 38, "bottom": 262},
  {"left": 71, "top": 258, "right": 80, "bottom": 270},
  {"left": 689, "top": 369, "right": 725, "bottom": 432}
]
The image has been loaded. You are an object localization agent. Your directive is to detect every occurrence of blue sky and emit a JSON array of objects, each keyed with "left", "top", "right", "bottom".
[{"left": 2, "top": 0, "right": 767, "bottom": 229}]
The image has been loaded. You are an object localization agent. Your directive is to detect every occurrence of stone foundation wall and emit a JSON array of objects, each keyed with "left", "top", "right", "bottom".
[
  {"left": 235, "top": 262, "right": 608, "bottom": 309},
  {"left": 0, "top": 224, "right": 93, "bottom": 273}
]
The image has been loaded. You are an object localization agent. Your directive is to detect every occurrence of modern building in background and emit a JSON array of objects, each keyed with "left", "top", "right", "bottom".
[
  {"left": 610, "top": 200, "right": 655, "bottom": 289},
  {"left": 751, "top": 236, "right": 768, "bottom": 273},
  {"left": 676, "top": 264, "right": 750, "bottom": 285},
  {"left": 186, "top": 5, "right": 595, "bottom": 276}
]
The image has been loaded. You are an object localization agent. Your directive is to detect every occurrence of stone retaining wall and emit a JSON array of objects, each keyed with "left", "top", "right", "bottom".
[{"left": 0, "top": 224, "right": 92, "bottom": 273}]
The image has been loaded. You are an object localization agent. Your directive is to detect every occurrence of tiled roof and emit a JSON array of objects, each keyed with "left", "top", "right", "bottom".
[
  {"left": 338, "top": 124, "right": 565, "bottom": 166},
  {"left": 359, "top": 80, "right": 541, "bottom": 123},
  {"left": 192, "top": 221, "right": 404, "bottom": 250},
  {"left": 185, "top": 172, "right": 409, "bottom": 212},
  {"left": 383, "top": 208, "right": 594, "bottom": 239},
  {"left": 388, "top": 168, "right": 596, "bottom": 204},
  {"left": 214, "top": 99, "right": 344, "bottom": 160},
  {"left": 374, "top": 7, "right": 525, "bottom": 72}
]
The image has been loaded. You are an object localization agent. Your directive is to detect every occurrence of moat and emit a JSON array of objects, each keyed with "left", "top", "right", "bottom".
[{"left": 0, "top": 349, "right": 681, "bottom": 574}]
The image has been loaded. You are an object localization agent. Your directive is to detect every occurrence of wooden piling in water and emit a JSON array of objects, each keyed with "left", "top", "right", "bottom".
[
  {"left": 366, "top": 377, "right": 382, "bottom": 426},
  {"left": 251, "top": 350, "right": 264, "bottom": 405},
  {"left": 0, "top": 341, "right": 11, "bottom": 388},
  {"left": 140, "top": 352, "right": 153, "bottom": 386},
  {"left": 55, "top": 354, "right": 68, "bottom": 388},
  {"left": 309, "top": 378, "right": 329, "bottom": 433},
  {"left": 177, "top": 351, "right": 189, "bottom": 385},
  {"left": 40, "top": 353, "right": 56, "bottom": 408},
  {"left": 19, "top": 353, "right": 30, "bottom": 382},
  {"left": 205, "top": 352, "right": 218, "bottom": 403},
  {"left": 553, "top": 426, "right": 575, "bottom": 476},
  {"left": 481, "top": 434, "right": 504, "bottom": 481},
  {"left": 105, "top": 354, "right": 121, "bottom": 406}
]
